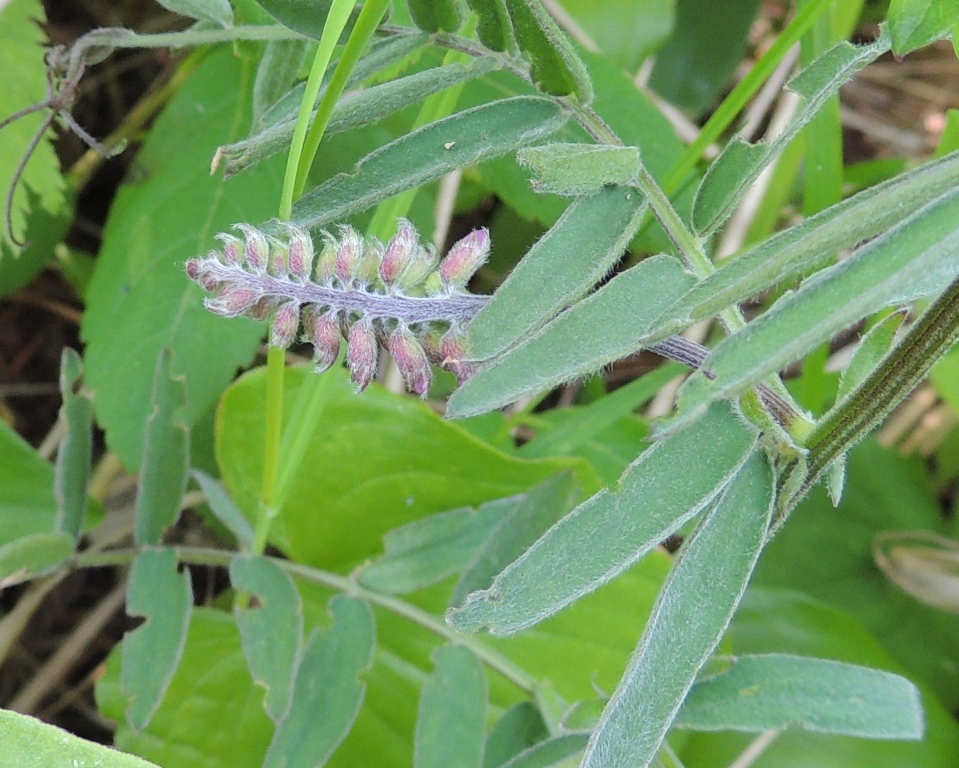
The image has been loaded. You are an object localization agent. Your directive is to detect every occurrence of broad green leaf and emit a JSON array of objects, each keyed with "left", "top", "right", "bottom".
[
  {"left": 581, "top": 449, "right": 774, "bottom": 768},
  {"left": 505, "top": 0, "right": 592, "bottom": 100},
  {"left": 134, "top": 349, "right": 189, "bottom": 546},
  {"left": 467, "top": 0, "right": 514, "bottom": 51},
  {"left": 516, "top": 143, "right": 642, "bottom": 196},
  {"left": 464, "top": 187, "right": 646, "bottom": 362},
  {"left": 224, "top": 55, "right": 503, "bottom": 177},
  {"left": 559, "top": 0, "right": 674, "bottom": 73},
  {"left": 836, "top": 311, "right": 905, "bottom": 402},
  {"left": 0, "top": 421, "right": 58, "bottom": 544},
  {"left": 252, "top": 37, "right": 310, "bottom": 124},
  {"left": 648, "top": 0, "right": 762, "bottom": 114},
  {"left": 358, "top": 496, "right": 519, "bottom": 594},
  {"left": 0, "top": 709, "right": 160, "bottom": 768},
  {"left": 264, "top": 596, "right": 375, "bottom": 768},
  {"left": 498, "top": 735, "right": 588, "bottom": 768},
  {"left": 82, "top": 49, "right": 284, "bottom": 470},
  {"left": 0, "top": 0, "right": 66, "bottom": 253},
  {"left": 231, "top": 555, "right": 304, "bottom": 721},
  {"left": 0, "top": 531, "right": 75, "bottom": 587},
  {"left": 449, "top": 255, "right": 695, "bottom": 417},
  {"left": 889, "top": 0, "right": 959, "bottom": 54},
  {"left": 448, "top": 401, "right": 757, "bottom": 634},
  {"left": 288, "top": 96, "right": 567, "bottom": 231},
  {"left": 121, "top": 548, "right": 193, "bottom": 730},
  {"left": 218, "top": 366, "right": 597, "bottom": 571},
  {"left": 415, "top": 645, "right": 487, "bottom": 768},
  {"left": 483, "top": 703, "right": 548, "bottom": 768},
  {"left": 54, "top": 348, "right": 92, "bottom": 539},
  {"left": 191, "top": 469, "right": 255, "bottom": 549},
  {"left": 155, "top": 0, "right": 233, "bottom": 25},
  {"left": 677, "top": 654, "right": 922, "bottom": 739},
  {"left": 692, "top": 30, "right": 891, "bottom": 235},
  {"left": 675, "top": 186, "right": 959, "bottom": 423},
  {"left": 253, "top": 0, "right": 354, "bottom": 38},
  {"left": 451, "top": 472, "right": 579, "bottom": 608},
  {"left": 408, "top": 0, "right": 465, "bottom": 32}
]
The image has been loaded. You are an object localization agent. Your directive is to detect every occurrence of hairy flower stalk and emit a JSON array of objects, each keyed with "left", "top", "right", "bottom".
[{"left": 186, "top": 221, "right": 489, "bottom": 395}]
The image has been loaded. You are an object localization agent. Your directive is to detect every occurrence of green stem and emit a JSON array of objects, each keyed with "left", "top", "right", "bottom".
[{"left": 75, "top": 545, "right": 538, "bottom": 693}]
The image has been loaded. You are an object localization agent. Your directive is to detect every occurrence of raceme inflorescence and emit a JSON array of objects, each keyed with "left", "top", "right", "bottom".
[{"left": 185, "top": 220, "right": 490, "bottom": 395}]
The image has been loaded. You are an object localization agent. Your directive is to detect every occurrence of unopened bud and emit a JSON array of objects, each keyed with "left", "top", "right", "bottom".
[
  {"left": 315, "top": 235, "right": 338, "bottom": 283},
  {"left": 310, "top": 311, "right": 342, "bottom": 373},
  {"left": 347, "top": 317, "right": 378, "bottom": 391},
  {"left": 249, "top": 296, "right": 279, "bottom": 321},
  {"left": 287, "top": 225, "right": 314, "bottom": 281},
  {"left": 235, "top": 224, "right": 269, "bottom": 273},
  {"left": 397, "top": 244, "right": 439, "bottom": 292},
  {"left": 207, "top": 285, "right": 259, "bottom": 317},
  {"left": 335, "top": 226, "right": 364, "bottom": 283},
  {"left": 215, "top": 233, "right": 244, "bottom": 265},
  {"left": 389, "top": 325, "right": 433, "bottom": 397},
  {"left": 268, "top": 238, "right": 289, "bottom": 277},
  {"left": 356, "top": 238, "right": 383, "bottom": 287},
  {"left": 441, "top": 330, "right": 475, "bottom": 382},
  {"left": 270, "top": 301, "right": 299, "bottom": 348},
  {"left": 380, "top": 219, "right": 418, "bottom": 286},
  {"left": 439, "top": 228, "right": 489, "bottom": 290},
  {"left": 418, "top": 328, "right": 443, "bottom": 364}
]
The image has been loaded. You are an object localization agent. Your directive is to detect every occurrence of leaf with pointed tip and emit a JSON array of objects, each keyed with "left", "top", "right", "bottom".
[
  {"left": 252, "top": 37, "right": 310, "bottom": 124},
  {"left": 581, "top": 449, "right": 774, "bottom": 768},
  {"left": 191, "top": 470, "right": 255, "bottom": 550},
  {"left": 231, "top": 555, "right": 304, "bottom": 721},
  {"left": 155, "top": 0, "right": 233, "bottom": 25},
  {"left": 483, "top": 703, "right": 548, "bottom": 768},
  {"left": 253, "top": 0, "right": 355, "bottom": 38},
  {"left": 692, "top": 30, "right": 890, "bottom": 235},
  {"left": 449, "top": 255, "right": 695, "bottom": 417},
  {"left": 121, "top": 548, "right": 193, "bottom": 731},
  {"left": 135, "top": 349, "right": 189, "bottom": 546},
  {"left": 676, "top": 653, "right": 923, "bottom": 739},
  {"left": 836, "top": 311, "right": 906, "bottom": 403},
  {"left": 415, "top": 645, "right": 487, "bottom": 768},
  {"left": 517, "top": 143, "right": 642, "bottom": 196},
  {"left": 0, "top": 531, "right": 75, "bottom": 587},
  {"left": 55, "top": 349, "right": 93, "bottom": 539},
  {"left": 263, "top": 596, "right": 375, "bottom": 768},
  {"left": 889, "top": 0, "right": 959, "bottom": 54},
  {"left": 447, "top": 401, "right": 758, "bottom": 634},
  {"left": 288, "top": 96, "right": 567, "bottom": 231},
  {"left": 498, "top": 734, "right": 588, "bottom": 768}
]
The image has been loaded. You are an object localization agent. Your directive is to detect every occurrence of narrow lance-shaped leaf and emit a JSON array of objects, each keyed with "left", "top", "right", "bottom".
[
  {"left": 135, "top": 349, "right": 190, "bottom": 546},
  {"left": 483, "top": 703, "right": 548, "bottom": 768},
  {"left": 287, "top": 96, "right": 567, "bottom": 231},
  {"left": 496, "top": 735, "right": 588, "bottom": 768},
  {"left": 154, "top": 0, "right": 232, "bottom": 25},
  {"left": 415, "top": 645, "right": 488, "bottom": 768},
  {"left": 582, "top": 449, "right": 775, "bottom": 768},
  {"left": 674, "top": 185, "right": 959, "bottom": 426},
  {"left": 191, "top": 469, "right": 255, "bottom": 550},
  {"left": 121, "top": 547, "right": 193, "bottom": 731},
  {"left": 55, "top": 348, "right": 93, "bottom": 539},
  {"left": 517, "top": 143, "right": 642, "bottom": 196},
  {"left": 836, "top": 310, "right": 906, "bottom": 402},
  {"left": 449, "top": 255, "right": 695, "bottom": 418},
  {"left": 252, "top": 37, "right": 311, "bottom": 124},
  {"left": 408, "top": 0, "right": 464, "bottom": 32},
  {"left": 253, "top": 0, "right": 356, "bottom": 39},
  {"left": 467, "top": 0, "right": 514, "bottom": 51},
  {"left": 447, "top": 401, "right": 758, "bottom": 634},
  {"left": 889, "top": 0, "right": 959, "bottom": 54},
  {"left": 230, "top": 555, "right": 304, "bottom": 721},
  {"left": 692, "top": 29, "right": 891, "bottom": 235},
  {"left": 0, "top": 532, "right": 76, "bottom": 588},
  {"left": 675, "top": 653, "right": 923, "bottom": 739},
  {"left": 263, "top": 596, "right": 375, "bottom": 768},
  {"left": 465, "top": 186, "right": 646, "bottom": 362}
]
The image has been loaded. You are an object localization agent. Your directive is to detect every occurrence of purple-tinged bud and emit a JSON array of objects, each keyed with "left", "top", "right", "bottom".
[
  {"left": 418, "top": 328, "right": 443, "bottom": 364},
  {"left": 310, "top": 311, "right": 342, "bottom": 373},
  {"left": 206, "top": 285, "right": 259, "bottom": 317},
  {"left": 249, "top": 296, "right": 280, "bottom": 321},
  {"left": 380, "top": 219, "right": 418, "bottom": 287},
  {"left": 389, "top": 325, "right": 433, "bottom": 397},
  {"left": 347, "top": 317, "right": 378, "bottom": 391},
  {"left": 335, "top": 226, "right": 364, "bottom": 283},
  {"left": 185, "top": 258, "right": 202, "bottom": 282},
  {"left": 441, "top": 330, "right": 476, "bottom": 382},
  {"left": 287, "top": 225, "right": 314, "bottom": 281},
  {"left": 235, "top": 224, "right": 269, "bottom": 273},
  {"left": 315, "top": 235, "right": 338, "bottom": 283},
  {"left": 215, "top": 233, "right": 244, "bottom": 266},
  {"left": 439, "top": 228, "right": 489, "bottom": 290},
  {"left": 268, "top": 238, "right": 289, "bottom": 277},
  {"left": 270, "top": 301, "right": 300, "bottom": 348}
]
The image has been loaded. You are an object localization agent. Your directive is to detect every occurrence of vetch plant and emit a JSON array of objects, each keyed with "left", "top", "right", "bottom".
[{"left": 2, "top": 1, "right": 959, "bottom": 768}]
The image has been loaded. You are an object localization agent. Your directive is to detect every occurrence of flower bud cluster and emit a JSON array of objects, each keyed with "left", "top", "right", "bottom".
[{"left": 186, "top": 220, "right": 490, "bottom": 396}]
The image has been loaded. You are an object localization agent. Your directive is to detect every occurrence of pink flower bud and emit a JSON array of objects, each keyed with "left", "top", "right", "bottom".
[
  {"left": 347, "top": 317, "right": 378, "bottom": 391},
  {"left": 215, "top": 233, "right": 244, "bottom": 265},
  {"left": 389, "top": 325, "right": 433, "bottom": 397},
  {"left": 418, "top": 329, "right": 443, "bottom": 364},
  {"left": 439, "top": 228, "right": 489, "bottom": 290},
  {"left": 235, "top": 224, "right": 269, "bottom": 273},
  {"left": 207, "top": 285, "right": 259, "bottom": 317},
  {"left": 310, "top": 311, "right": 342, "bottom": 373},
  {"left": 441, "top": 330, "right": 475, "bottom": 382},
  {"left": 287, "top": 225, "right": 314, "bottom": 281},
  {"left": 270, "top": 301, "right": 299, "bottom": 348},
  {"left": 380, "top": 219, "right": 418, "bottom": 287},
  {"left": 335, "top": 226, "right": 364, "bottom": 283}
]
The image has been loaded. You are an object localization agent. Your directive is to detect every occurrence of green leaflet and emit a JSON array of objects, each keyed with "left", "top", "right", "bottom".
[
  {"left": 54, "top": 349, "right": 93, "bottom": 539},
  {"left": 415, "top": 646, "right": 487, "bottom": 768},
  {"left": 497, "top": 735, "right": 588, "bottom": 768},
  {"left": 676, "top": 654, "right": 923, "bottom": 739},
  {"left": 467, "top": 0, "right": 514, "bottom": 51},
  {"left": 288, "top": 96, "right": 567, "bottom": 231},
  {"left": 408, "top": 0, "right": 465, "bottom": 32},
  {"left": 231, "top": 555, "right": 304, "bottom": 721},
  {"left": 0, "top": 710, "right": 160, "bottom": 768},
  {"left": 448, "top": 401, "right": 757, "bottom": 634},
  {"left": 0, "top": 532, "right": 75, "bottom": 587},
  {"left": 581, "top": 449, "right": 774, "bottom": 768},
  {"left": 448, "top": 255, "right": 695, "bottom": 418},
  {"left": 191, "top": 470, "right": 255, "bottom": 550},
  {"left": 154, "top": 0, "right": 233, "bottom": 25},
  {"left": 889, "top": 0, "right": 959, "bottom": 54},
  {"left": 252, "top": 0, "right": 355, "bottom": 38},
  {"left": 692, "top": 29, "right": 891, "bottom": 235},
  {"left": 483, "top": 703, "right": 548, "bottom": 768},
  {"left": 263, "top": 596, "right": 375, "bottom": 768},
  {"left": 516, "top": 143, "right": 642, "bottom": 196},
  {"left": 836, "top": 311, "right": 905, "bottom": 403},
  {"left": 121, "top": 548, "right": 193, "bottom": 731},
  {"left": 251, "top": 37, "right": 310, "bottom": 124}
]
